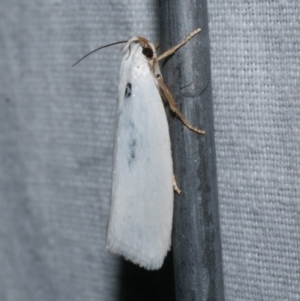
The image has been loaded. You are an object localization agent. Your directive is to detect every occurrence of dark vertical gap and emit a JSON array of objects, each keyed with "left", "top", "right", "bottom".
[{"left": 157, "top": 1, "right": 225, "bottom": 301}]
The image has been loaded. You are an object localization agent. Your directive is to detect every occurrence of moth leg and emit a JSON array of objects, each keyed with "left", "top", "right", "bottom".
[
  {"left": 156, "top": 75, "right": 205, "bottom": 135},
  {"left": 156, "top": 28, "right": 201, "bottom": 62},
  {"left": 173, "top": 175, "right": 181, "bottom": 195}
]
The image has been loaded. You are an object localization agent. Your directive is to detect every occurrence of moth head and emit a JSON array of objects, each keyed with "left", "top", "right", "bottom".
[{"left": 123, "top": 37, "right": 157, "bottom": 61}]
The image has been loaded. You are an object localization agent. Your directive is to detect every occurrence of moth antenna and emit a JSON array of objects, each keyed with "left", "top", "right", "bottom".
[{"left": 72, "top": 40, "right": 127, "bottom": 67}]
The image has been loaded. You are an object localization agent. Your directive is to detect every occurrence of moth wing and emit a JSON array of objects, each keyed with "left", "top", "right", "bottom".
[{"left": 107, "top": 43, "right": 173, "bottom": 270}]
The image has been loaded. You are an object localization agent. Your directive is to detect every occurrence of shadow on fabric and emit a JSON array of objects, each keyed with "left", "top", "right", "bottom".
[{"left": 118, "top": 250, "right": 175, "bottom": 301}]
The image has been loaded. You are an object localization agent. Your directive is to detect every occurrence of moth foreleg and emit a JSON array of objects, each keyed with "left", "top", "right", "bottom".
[
  {"left": 156, "top": 75, "right": 205, "bottom": 135},
  {"left": 156, "top": 28, "right": 201, "bottom": 62}
]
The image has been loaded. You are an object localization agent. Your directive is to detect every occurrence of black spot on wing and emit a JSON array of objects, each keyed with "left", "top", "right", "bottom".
[
  {"left": 124, "top": 83, "right": 132, "bottom": 98},
  {"left": 128, "top": 138, "right": 136, "bottom": 166}
]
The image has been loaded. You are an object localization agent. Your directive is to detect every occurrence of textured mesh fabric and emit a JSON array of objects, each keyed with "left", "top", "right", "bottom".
[
  {"left": 0, "top": 0, "right": 299, "bottom": 300},
  {"left": 209, "top": 2, "right": 300, "bottom": 300}
]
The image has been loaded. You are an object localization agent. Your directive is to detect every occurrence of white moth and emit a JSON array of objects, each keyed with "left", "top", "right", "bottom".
[{"left": 73, "top": 29, "right": 204, "bottom": 270}]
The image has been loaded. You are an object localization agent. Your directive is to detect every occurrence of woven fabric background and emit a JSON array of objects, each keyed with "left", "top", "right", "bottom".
[
  {"left": 0, "top": 1, "right": 299, "bottom": 300},
  {"left": 209, "top": 2, "right": 300, "bottom": 300}
]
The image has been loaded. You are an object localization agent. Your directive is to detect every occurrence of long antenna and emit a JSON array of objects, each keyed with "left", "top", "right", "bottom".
[{"left": 72, "top": 40, "right": 127, "bottom": 67}]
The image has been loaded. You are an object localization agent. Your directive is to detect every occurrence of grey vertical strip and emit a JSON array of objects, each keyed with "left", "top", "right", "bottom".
[{"left": 158, "top": 1, "right": 225, "bottom": 300}]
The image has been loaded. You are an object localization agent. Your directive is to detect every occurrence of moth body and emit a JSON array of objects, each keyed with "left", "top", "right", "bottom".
[{"left": 107, "top": 37, "right": 173, "bottom": 270}]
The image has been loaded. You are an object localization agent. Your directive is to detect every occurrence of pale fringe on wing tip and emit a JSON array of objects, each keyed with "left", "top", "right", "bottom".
[{"left": 107, "top": 238, "right": 171, "bottom": 270}]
